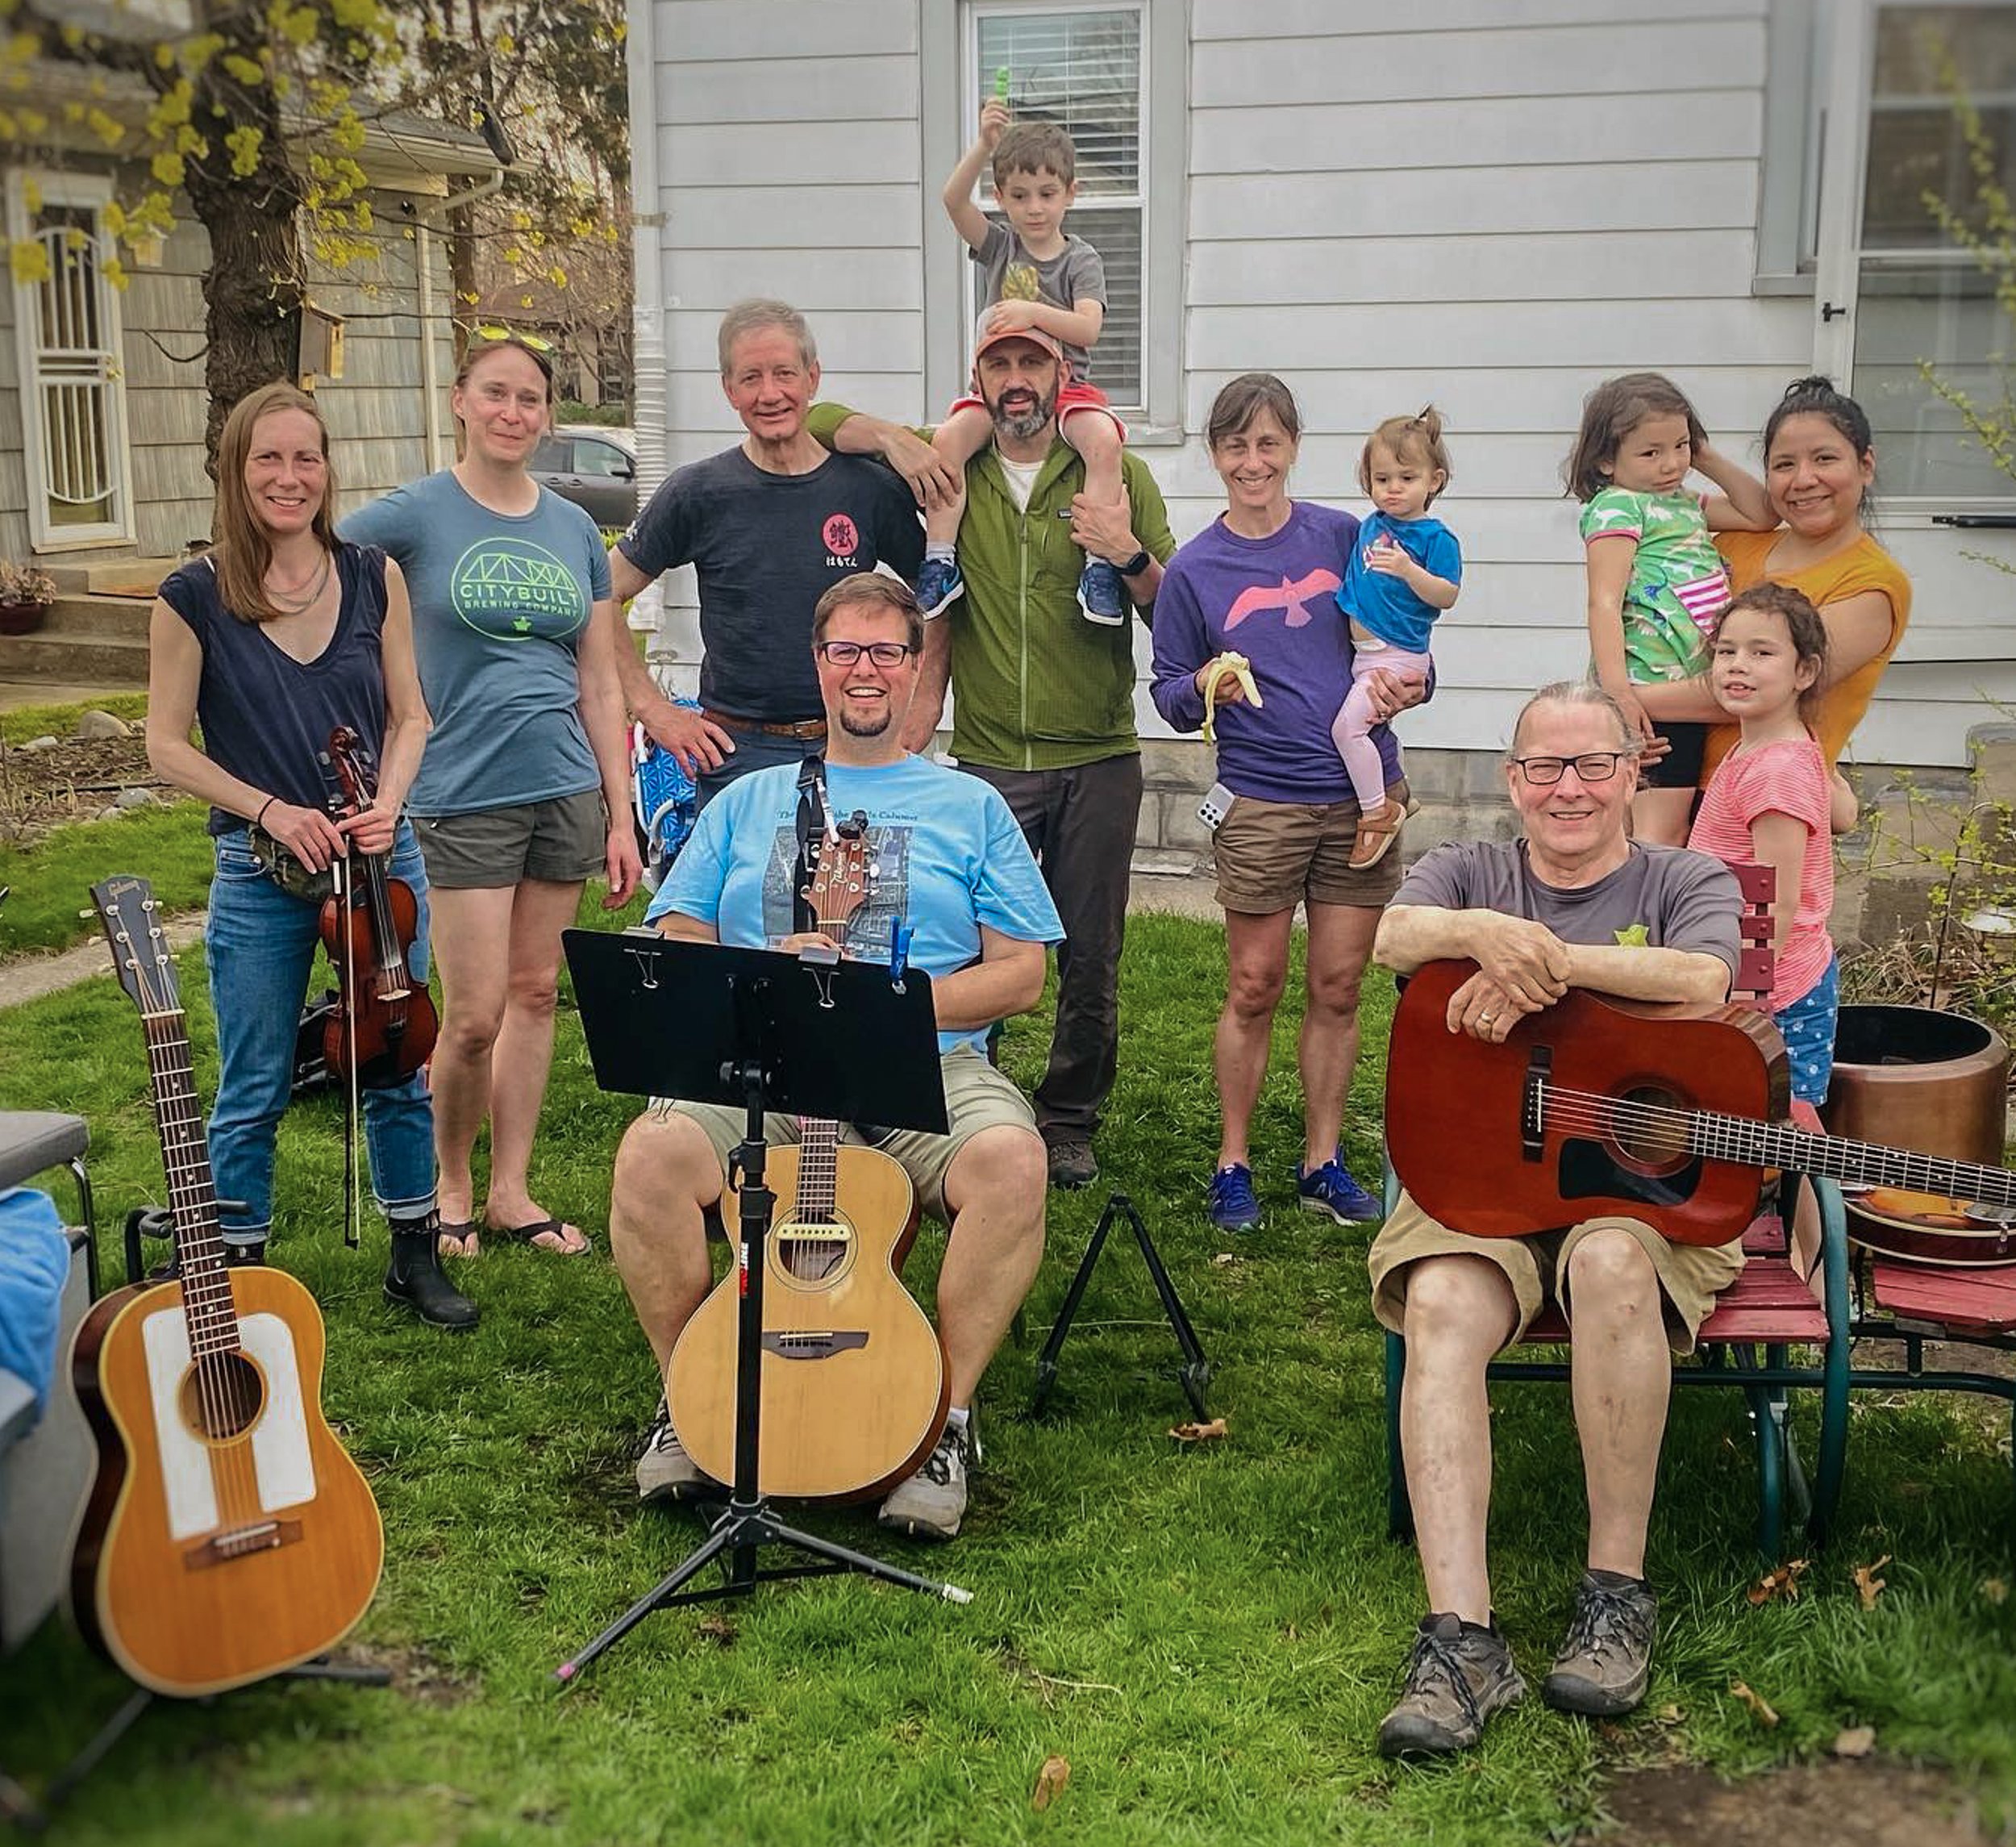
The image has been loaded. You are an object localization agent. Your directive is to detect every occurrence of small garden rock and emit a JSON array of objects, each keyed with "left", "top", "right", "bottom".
[
  {"left": 73, "top": 710, "right": 131, "bottom": 740},
  {"left": 17, "top": 735, "right": 59, "bottom": 753},
  {"left": 114, "top": 786, "right": 156, "bottom": 810}
]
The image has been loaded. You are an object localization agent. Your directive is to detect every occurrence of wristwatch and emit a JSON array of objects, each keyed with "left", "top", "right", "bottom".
[{"left": 1114, "top": 548, "right": 1152, "bottom": 577}]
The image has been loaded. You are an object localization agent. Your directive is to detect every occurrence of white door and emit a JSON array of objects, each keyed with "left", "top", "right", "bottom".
[
  {"left": 1809, "top": 1, "right": 2016, "bottom": 764},
  {"left": 6, "top": 169, "right": 135, "bottom": 550}
]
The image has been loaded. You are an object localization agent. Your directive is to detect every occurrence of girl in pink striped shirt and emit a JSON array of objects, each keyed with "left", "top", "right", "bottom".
[{"left": 1688, "top": 582, "right": 1839, "bottom": 1119}]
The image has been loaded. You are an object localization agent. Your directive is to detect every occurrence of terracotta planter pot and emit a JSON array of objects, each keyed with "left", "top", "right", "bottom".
[
  {"left": 1822, "top": 1004, "right": 2012, "bottom": 1256},
  {"left": 0, "top": 599, "right": 48, "bottom": 636}
]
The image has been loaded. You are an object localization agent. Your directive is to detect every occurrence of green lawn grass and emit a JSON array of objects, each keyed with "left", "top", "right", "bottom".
[
  {"left": 0, "top": 804, "right": 213, "bottom": 957},
  {"left": 1, "top": 694, "right": 149, "bottom": 746},
  {"left": 3, "top": 904, "right": 2014, "bottom": 1845}
]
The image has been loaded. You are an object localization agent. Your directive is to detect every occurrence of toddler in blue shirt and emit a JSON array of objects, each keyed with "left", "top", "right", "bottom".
[{"left": 1333, "top": 408, "right": 1461, "bottom": 868}]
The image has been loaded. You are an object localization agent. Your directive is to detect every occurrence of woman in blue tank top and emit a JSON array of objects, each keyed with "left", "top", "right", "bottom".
[{"left": 144, "top": 383, "right": 475, "bottom": 1330}]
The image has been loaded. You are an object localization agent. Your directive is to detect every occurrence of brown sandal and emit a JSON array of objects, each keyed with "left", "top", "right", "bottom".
[{"left": 1347, "top": 803, "right": 1405, "bottom": 870}]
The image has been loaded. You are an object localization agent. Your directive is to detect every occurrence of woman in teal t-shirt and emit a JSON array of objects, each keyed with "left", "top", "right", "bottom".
[{"left": 346, "top": 331, "right": 640, "bottom": 1259}]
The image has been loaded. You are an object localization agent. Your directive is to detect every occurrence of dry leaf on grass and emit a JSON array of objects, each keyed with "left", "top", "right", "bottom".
[
  {"left": 1168, "top": 1417, "right": 1228, "bottom": 1443},
  {"left": 1851, "top": 1555, "right": 1891, "bottom": 1611},
  {"left": 696, "top": 1616, "right": 736, "bottom": 1647},
  {"left": 1833, "top": 1724, "right": 1877, "bottom": 1758},
  {"left": 1031, "top": 1755, "right": 1070, "bottom": 1812},
  {"left": 1655, "top": 1703, "right": 1684, "bottom": 1726},
  {"left": 1730, "top": 1680, "right": 1781, "bottom": 1728},
  {"left": 1211, "top": 1252, "right": 1239, "bottom": 1266},
  {"left": 1746, "top": 1558, "right": 1809, "bottom": 1606},
  {"left": 1983, "top": 1578, "right": 2009, "bottom": 1605}
]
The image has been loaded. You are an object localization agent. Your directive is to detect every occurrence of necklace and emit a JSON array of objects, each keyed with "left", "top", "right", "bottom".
[{"left": 265, "top": 549, "right": 331, "bottom": 613}]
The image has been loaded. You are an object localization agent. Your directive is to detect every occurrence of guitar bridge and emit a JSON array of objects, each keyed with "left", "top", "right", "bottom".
[
  {"left": 761, "top": 1330, "right": 868, "bottom": 1360},
  {"left": 1521, "top": 1044, "right": 1552, "bottom": 1161},
  {"left": 184, "top": 1517, "right": 302, "bottom": 1570}
]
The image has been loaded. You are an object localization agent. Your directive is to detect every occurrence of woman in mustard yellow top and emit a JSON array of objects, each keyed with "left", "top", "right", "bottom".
[{"left": 1636, "top": 376, "right": 1912, "bottom": 781}]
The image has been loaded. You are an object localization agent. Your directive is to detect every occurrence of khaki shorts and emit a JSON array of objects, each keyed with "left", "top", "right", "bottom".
[
  {"left": 1368, "top": 1186, "right": 1746, "bottom": 1357},
  {"left": 652, "top": 1044, "right": 1037, "bottom": 1226},
  {"left": 1214, "top": 779, "right": 1411, "bottom": 915},
  {"left": 414, "top": 788, "right": 606, "bottom": 889}
]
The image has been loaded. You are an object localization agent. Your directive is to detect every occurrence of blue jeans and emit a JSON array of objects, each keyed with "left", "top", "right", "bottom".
[{"left": 206, "top": 823, "right": 436, "bottom": 1249}]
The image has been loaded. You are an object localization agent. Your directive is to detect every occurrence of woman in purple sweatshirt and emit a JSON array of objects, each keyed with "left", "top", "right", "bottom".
[{"left": 1150, "top": 373, "right": 1422, "bottom": 1236}]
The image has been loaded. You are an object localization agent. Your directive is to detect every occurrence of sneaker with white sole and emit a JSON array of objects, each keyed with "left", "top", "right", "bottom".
[
  {"left": 1077, "top": 557, "right": 1127, "bottom": 624},
  {"left": 914, "top": 556, "right": 965, "bottom": 618},
  {"left": 635, "top": 1392, "right": 714, "bottom": 1503},
  {"left": 877, "top": 1411, "right": 978, "bottom": 1541}
]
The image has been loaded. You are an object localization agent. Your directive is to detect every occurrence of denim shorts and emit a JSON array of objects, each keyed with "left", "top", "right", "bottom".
[{"left": 1775, "top": 953, "right": 1839, "bottom": 1107}]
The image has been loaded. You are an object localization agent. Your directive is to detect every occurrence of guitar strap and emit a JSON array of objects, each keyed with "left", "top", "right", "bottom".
[{"left": 793, "top": 753, "right": 828, "bottom": 935}]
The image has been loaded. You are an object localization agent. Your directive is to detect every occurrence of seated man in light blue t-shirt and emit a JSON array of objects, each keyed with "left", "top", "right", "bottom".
[{"left": 607, "top": 573, "right": 1063, "bottom": 1543}]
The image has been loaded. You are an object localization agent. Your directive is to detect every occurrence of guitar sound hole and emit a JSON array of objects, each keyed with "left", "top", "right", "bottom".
[
  {"left": 1610, "top": 1086, "right": 1689, "bottom": 1171},
  {"left": 179, "top": 1352, "right": 265, "bottom": 1442}
]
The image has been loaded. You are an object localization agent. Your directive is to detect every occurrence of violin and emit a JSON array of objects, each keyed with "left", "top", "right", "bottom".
[{"left": 318, "top": 726, "right": 437, "bottom": 1088}]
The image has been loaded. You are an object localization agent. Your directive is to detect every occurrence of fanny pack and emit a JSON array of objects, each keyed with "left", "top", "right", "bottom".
[{"left": 248, "top": 823, "right": 335, "bottom": 905}]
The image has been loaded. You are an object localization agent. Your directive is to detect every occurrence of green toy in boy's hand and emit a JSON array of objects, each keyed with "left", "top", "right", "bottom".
[{"left": 994, "top": 65, "right": 1010, "bottom": 99}]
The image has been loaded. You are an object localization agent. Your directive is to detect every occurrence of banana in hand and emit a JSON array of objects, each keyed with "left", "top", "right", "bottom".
[{"left": 1199, "top": 652, "right": 1262, "bottom": 742}]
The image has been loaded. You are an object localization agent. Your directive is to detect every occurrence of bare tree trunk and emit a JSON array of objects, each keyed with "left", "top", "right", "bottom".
[{"left": 184, "top": 19, "right": 304, "bottom": 474}]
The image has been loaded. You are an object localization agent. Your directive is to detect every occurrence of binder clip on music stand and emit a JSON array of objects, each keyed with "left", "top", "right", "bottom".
[{"left": 556, "top": 928, "right": 971, "bottom": 1684}]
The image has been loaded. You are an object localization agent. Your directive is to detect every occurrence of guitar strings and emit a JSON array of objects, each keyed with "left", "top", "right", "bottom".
[
  {"left": 139, "top": 950, "right": 260, "bottom": 1536},
  {"left": 1535, "top": 1084, "right": 2016, "bottom": 1205}
]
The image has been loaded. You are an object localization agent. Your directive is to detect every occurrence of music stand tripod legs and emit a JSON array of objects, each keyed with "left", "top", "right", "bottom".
[{"left": 556, "top": 1065, "right": 969, "bottom": 1685}]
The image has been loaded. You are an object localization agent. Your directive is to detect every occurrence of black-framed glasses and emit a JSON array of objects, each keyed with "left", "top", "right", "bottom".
[
  {"left": 816, "top": 640, "right": 914, "bottom": 668},
  {"left": 1510, "top": 752, "right": 1626, "bottom": 786}
]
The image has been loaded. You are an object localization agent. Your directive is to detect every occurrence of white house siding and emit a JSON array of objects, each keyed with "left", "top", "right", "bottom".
[{"left": 638, "top": 0, "right": 2016, "bottom": 769}]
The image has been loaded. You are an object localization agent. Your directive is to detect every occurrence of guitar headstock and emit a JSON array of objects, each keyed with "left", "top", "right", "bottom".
[
  {"left": 91, "top": 874, "right": 179, "bottom": 1018},
  {"left": 802, "top": 815, "right": 874, "bottom": 951}
]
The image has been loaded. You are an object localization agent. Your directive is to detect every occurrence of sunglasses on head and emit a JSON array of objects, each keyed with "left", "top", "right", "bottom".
[{"left": 467, "top": 325, "right": 556, "bottom": 376}]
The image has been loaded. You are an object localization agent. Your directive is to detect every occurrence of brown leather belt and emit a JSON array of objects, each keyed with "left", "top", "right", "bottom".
[{"left": 702, "top": 707, "right": 827, "bottom": 741}]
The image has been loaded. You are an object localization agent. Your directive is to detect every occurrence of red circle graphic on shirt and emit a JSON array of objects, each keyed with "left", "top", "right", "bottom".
[{"left": 823, "top": 513, "right": 859, "bottom": 556}]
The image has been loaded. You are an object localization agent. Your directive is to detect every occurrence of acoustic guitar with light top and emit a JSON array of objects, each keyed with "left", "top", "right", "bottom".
[
  {"left": 73, "top": 875, "right": 383, "bottom": 1696},
  {"left": 666, "top": 819, "right": 951, "bottom": 1501},
  {"left": 1386, "top": 959, "right": 2016, "bottom": 1261}
]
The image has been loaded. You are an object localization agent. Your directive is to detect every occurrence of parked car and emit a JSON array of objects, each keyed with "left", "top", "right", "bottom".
[{"left": 531, "top": 427, "right": 637, "bottom": 528}]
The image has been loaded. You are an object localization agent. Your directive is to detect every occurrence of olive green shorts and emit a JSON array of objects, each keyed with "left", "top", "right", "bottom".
[
  {"left": 652, "top": 1044, "right": 1037, "bottom": 1226},
  {"left": 414, "top": 788, "right": 606, "bottom": 890},
  {"left": 1368, "top": 1186, "right": 1746, "bottom": 1357}
]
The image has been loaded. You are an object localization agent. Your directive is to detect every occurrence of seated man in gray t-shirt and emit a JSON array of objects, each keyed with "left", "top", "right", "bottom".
[{"left": 1364, "top": 679, "right": 1741, "bottom": 1762}]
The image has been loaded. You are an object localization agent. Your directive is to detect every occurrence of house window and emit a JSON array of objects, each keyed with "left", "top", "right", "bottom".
[
  {"left": 964, "top": 4, "right": 1146, "bottom": 410},
  {"left": 1847, "top": 2, "right": 2016, "bottom": 501}
]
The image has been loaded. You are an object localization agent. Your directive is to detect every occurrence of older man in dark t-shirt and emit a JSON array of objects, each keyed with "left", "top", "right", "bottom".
[
  {"left": 1368, "top": 679, "right": 1743, "bottom": 1761},
  {"left": 606, "top": 298, "right": 923, "bottom": 804}
]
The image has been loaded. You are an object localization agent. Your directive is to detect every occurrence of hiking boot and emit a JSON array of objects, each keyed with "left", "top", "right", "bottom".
[
  {"left": 383, "top": 1217, "right": 479, "bottom": 1331},
  {"left": 1542, "top": 1570, "right": 1658, "bottom": 1716},
  {"left": 877, "top": 1411, "right": 978, "bottom": 1541},
  {"left": 1046, "top": 1138, "right": 1098, "bottom": 1190},
  {"left": 914, "top": 556, "right": 965, "bottom": 618},
  {"left": 1377, "top": 1612, "right": 1526, "bottom": 1758},
  {"left": 635, "top": 1392, "right": 718, "bottom": 1503},
  {"left": 1296, "top": 1153, "right": 1382, "bottom": 1224},
  {"left": 1207, "top": 1162, "right": 1262, "bottom": 1233},
  {"left": 1077, "top": 557, "right": 1127, "bottom": 625}
]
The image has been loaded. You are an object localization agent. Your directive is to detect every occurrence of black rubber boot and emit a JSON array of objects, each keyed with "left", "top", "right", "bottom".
[{"left": 384, "top": 1215, "right": 479, "bottom": 1331}]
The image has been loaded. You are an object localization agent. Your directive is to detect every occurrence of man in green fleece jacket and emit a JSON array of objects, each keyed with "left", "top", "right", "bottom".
[{"left": 807, "top": 323, "right": 1175, "bottom": 1190}]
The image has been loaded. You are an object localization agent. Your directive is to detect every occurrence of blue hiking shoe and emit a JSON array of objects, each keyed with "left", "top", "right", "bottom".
[
  {"left": 914, "top": 555, "right": 965, "bottom": 617},
  {"left": 1077, "top": 556, "right": 1127, "bottom": 625},
  {"left": 1296, "top": 1153, "right": 1381, "bottom": 1224},
  {"left": 1207, "top": 1162, "right": 1263, "bottom": 1233}
]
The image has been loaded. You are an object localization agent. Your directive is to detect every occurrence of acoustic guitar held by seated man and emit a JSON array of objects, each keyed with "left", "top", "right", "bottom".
[
  {"left": 606, "top": 572, "right": 1064, "bottom": 1543},
  {"left": 1365, "top": 678, "right": 1746, "bottom": 1760}
]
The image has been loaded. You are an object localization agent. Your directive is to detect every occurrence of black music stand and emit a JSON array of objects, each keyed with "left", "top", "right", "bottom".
[{"left": 556, "top": 928, "right": 968, "bottom": 1683}]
